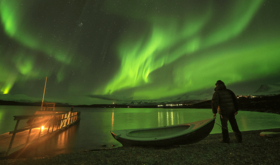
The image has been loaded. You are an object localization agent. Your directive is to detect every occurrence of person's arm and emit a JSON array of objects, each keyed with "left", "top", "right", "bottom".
[
  {"left": 211, "top": 92, "right": 219, "bottom": 115},
  {"left": 228, "top": 90, "right": 239, "bottom": 112}
]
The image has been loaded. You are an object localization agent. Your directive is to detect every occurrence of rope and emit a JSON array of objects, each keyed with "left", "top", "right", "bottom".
[
  {"left": 215, "top": 122, "right": 228, "bottom": 130},
  {"left": 214, "top": 116, "right": 230, "bottom": 130}
]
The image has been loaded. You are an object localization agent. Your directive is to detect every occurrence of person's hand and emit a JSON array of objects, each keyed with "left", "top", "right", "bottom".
[
  {"left": 221, "top": 115, "right": 223, "bottom": 119},
  {"left": 213, "top": 114, "right": 216, "bottom": 118},
  {"left": 234, "top": 111, "right": 238, "bottom": 115}
]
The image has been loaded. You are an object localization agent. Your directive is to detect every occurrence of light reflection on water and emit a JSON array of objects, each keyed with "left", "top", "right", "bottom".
[
  {"left": 111, "top": 108, "right": 280, "bottom": 134},
  {"left": 1, "top": 106, "right": 280, "bottom": 158}
]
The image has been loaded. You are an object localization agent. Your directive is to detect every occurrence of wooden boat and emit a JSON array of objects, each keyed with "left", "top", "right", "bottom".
[{"left": 111, "top": 117, "right": 215, "bottom": 146}]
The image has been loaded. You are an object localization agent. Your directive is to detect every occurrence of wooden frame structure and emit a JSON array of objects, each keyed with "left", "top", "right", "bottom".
[
  {"left": 41, "top": 102, "right": 56, "bottom": 111},
  {"left": 0, "top": 111, "right": 79, "bottom": 157}
]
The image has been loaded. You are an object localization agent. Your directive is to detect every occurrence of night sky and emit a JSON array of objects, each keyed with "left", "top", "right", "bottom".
[{"left": 1, "top": 0, "right": 280, "bottom": 105}]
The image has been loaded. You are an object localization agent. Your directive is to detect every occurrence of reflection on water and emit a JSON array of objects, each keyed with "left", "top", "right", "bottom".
[
  {"left": 240, "top": 115, "right": 248, "bottom": 131},
  {"left": 158, "top": 110, "right": 183, "bottom": 127},
  {"left": 55, "top": 121, "right": 79, "bottom": 154},
  {"left": 0, "top": 106, "right": 39, "bottom": 134},
  {"left": 0, "top": 110, "right": 3, "bottom": 121},
  {"left": 1, "top": 106, "right": 280, "bottom": 158},
  {"left": 111, "top": 110, "right": 114, "bottom": 130},
  {"left": 110, "top": 108, "right": 280, "bottom": 134}
]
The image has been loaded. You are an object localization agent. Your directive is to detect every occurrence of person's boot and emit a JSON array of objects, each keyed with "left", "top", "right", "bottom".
[{"left": 235, "top": 132, "right": 242, "bottom": 143}]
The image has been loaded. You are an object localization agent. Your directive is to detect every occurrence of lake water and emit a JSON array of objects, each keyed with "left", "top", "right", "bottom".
[{"left": 1, "top": 106, "right": 280, "bottom": 158}]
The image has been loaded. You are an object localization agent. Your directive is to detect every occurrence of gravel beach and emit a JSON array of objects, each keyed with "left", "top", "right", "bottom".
[{"left": 1, "top": 123, "right": 280, "bottom": 165}]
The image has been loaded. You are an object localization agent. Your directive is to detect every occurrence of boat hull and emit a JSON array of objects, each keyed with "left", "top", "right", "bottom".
[{"left": 111, "top": 118, "right": 215, "bottom": 147}]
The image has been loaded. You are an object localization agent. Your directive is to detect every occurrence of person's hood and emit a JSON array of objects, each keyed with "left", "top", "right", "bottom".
[{"left": 215, "top": 83, "right": 227, "bottom": 91}]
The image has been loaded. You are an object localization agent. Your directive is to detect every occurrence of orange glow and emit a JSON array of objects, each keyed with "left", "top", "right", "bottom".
[
  {"left": 41, "top": 126, "right": 44, "bottom": 130},
  {"left": 111, "top": 111, "right": 114, "bottom": 129}
]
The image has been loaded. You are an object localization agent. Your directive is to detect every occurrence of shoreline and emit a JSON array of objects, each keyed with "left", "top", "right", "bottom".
[
  {"left": 240, "top": 108, "right": 280, "bottom": 114},
  {"left": 1, "top": 127, "right": 280, "bottom": 164},
  {"left": 1, "top": 110, "right": 280, "bottom": 164}
]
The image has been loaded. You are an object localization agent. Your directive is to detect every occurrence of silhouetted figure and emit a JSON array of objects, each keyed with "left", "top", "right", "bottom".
[{"left": 212, "top": 80, "right": 242, "bottom": 143}]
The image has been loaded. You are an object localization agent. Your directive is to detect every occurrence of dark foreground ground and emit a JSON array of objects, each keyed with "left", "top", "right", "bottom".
[{"left": 1, "top": 127, "right": 280, "bottom": 165}]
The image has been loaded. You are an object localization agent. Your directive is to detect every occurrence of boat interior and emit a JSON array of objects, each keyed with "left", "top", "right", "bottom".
[{"left": 126, "top": 125, "right": 191, "bottom": 138}]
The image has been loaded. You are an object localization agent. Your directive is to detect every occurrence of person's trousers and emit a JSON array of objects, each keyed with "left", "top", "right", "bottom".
[{"left": 220, "top": 113, "right": 242, "bottom": 142}]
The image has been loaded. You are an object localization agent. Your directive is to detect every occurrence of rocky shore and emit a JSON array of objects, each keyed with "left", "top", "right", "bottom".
[{"left": 1, "top": 127, "right": 280, "bottom": 165}]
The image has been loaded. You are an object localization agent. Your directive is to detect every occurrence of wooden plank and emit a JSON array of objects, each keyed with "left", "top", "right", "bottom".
[
  {"left": 9, "top": 125, "right": 41, "bottom": 134},
  {"left": 13, "top": 113, "right": 66, "bottom": 120}
]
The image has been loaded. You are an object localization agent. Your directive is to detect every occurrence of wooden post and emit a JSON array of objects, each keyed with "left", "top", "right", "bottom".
[
  {"left": 41, "top": 77, "right": 47, "bottom": 111},
  {"left": 67, "top": 112, "right": 70, "bottom": 125},
  {"left": 7, "top": 120, "right": 20, "bottom": 154},
  {"left": 56, "top": 120, "right": 59, "bottom": 130},
  {"left": 52, "top": 122, "right": 55, "bottom": 132},
  {"left": 47, "top": 124, "right": 51, "bottom": 134},
  {"left": 60, "top": 114, "right": 64, "bottom": 128},
  {"left": 26, "top": 128, "right": 32, "bottom": 144},
  {"left": 38, "top": 126, "right": 42, "bottom": 137},
  {"left": 26, "top": 120, "right": 34, "bottom": 144}
]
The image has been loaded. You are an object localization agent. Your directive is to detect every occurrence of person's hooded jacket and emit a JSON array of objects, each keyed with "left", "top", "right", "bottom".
[{"left": 211, "top": 83, "right": 239, "bottom": 116}]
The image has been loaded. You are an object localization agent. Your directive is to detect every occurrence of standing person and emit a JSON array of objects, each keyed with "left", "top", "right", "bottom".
[{"left": 212, "top": 80, "right": 242, "bottom": 143}]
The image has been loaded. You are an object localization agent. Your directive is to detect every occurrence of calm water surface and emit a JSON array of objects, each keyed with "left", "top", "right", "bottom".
[{"left": 1, "top": 106, "right": 280, "bottom": 157}]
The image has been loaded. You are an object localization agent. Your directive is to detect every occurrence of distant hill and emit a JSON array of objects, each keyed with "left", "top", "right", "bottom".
[
  {"left": 0, "top": 100, "right": 70, "bottom": 107},
  {"left": 255, "top": 85, "right": 270, "bottom": 93},
  {"left": 255, "top": 83, "right": 280, "bottom": 94}
]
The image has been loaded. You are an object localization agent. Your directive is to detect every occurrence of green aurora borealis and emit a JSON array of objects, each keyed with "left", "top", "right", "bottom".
[{"left": 0, "top": 0, "right": 280, "bottom": 104}]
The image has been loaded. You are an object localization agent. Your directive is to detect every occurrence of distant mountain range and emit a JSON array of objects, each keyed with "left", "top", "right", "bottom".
[
  {"left": 129, "top": 83, "right": 280, "bottom": 105},
  {"left": 0, "top": 100, "right": 70, "bottom": 107},
  {"left": 255, "top": 83, "right": 280, "bottom": 95},
  {"left": 126, "top": 91, "right": 213, "bottom": 105},
  {"left": 1, "top": 83, "right": 280, "bottom": 106}
]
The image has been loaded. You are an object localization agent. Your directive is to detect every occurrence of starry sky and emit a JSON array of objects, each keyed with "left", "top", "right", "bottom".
[{"left": 0, "top": 0, "right": 280, "bottom": 105}]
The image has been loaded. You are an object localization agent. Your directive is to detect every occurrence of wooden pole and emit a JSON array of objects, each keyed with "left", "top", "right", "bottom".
[
  {"left": 7, "top": 120, "right": 20, "bottom": 154},
  {"left": 41, "top": 77, "right": 48, "bottom": 111},
  {"left": 26, "top": 119, "right": 34, "bottom": 144}
]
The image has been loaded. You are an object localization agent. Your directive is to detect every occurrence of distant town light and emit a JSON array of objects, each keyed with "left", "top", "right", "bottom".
[{"left": 166, "top": 104, "right": 179, "bottom": 107}]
